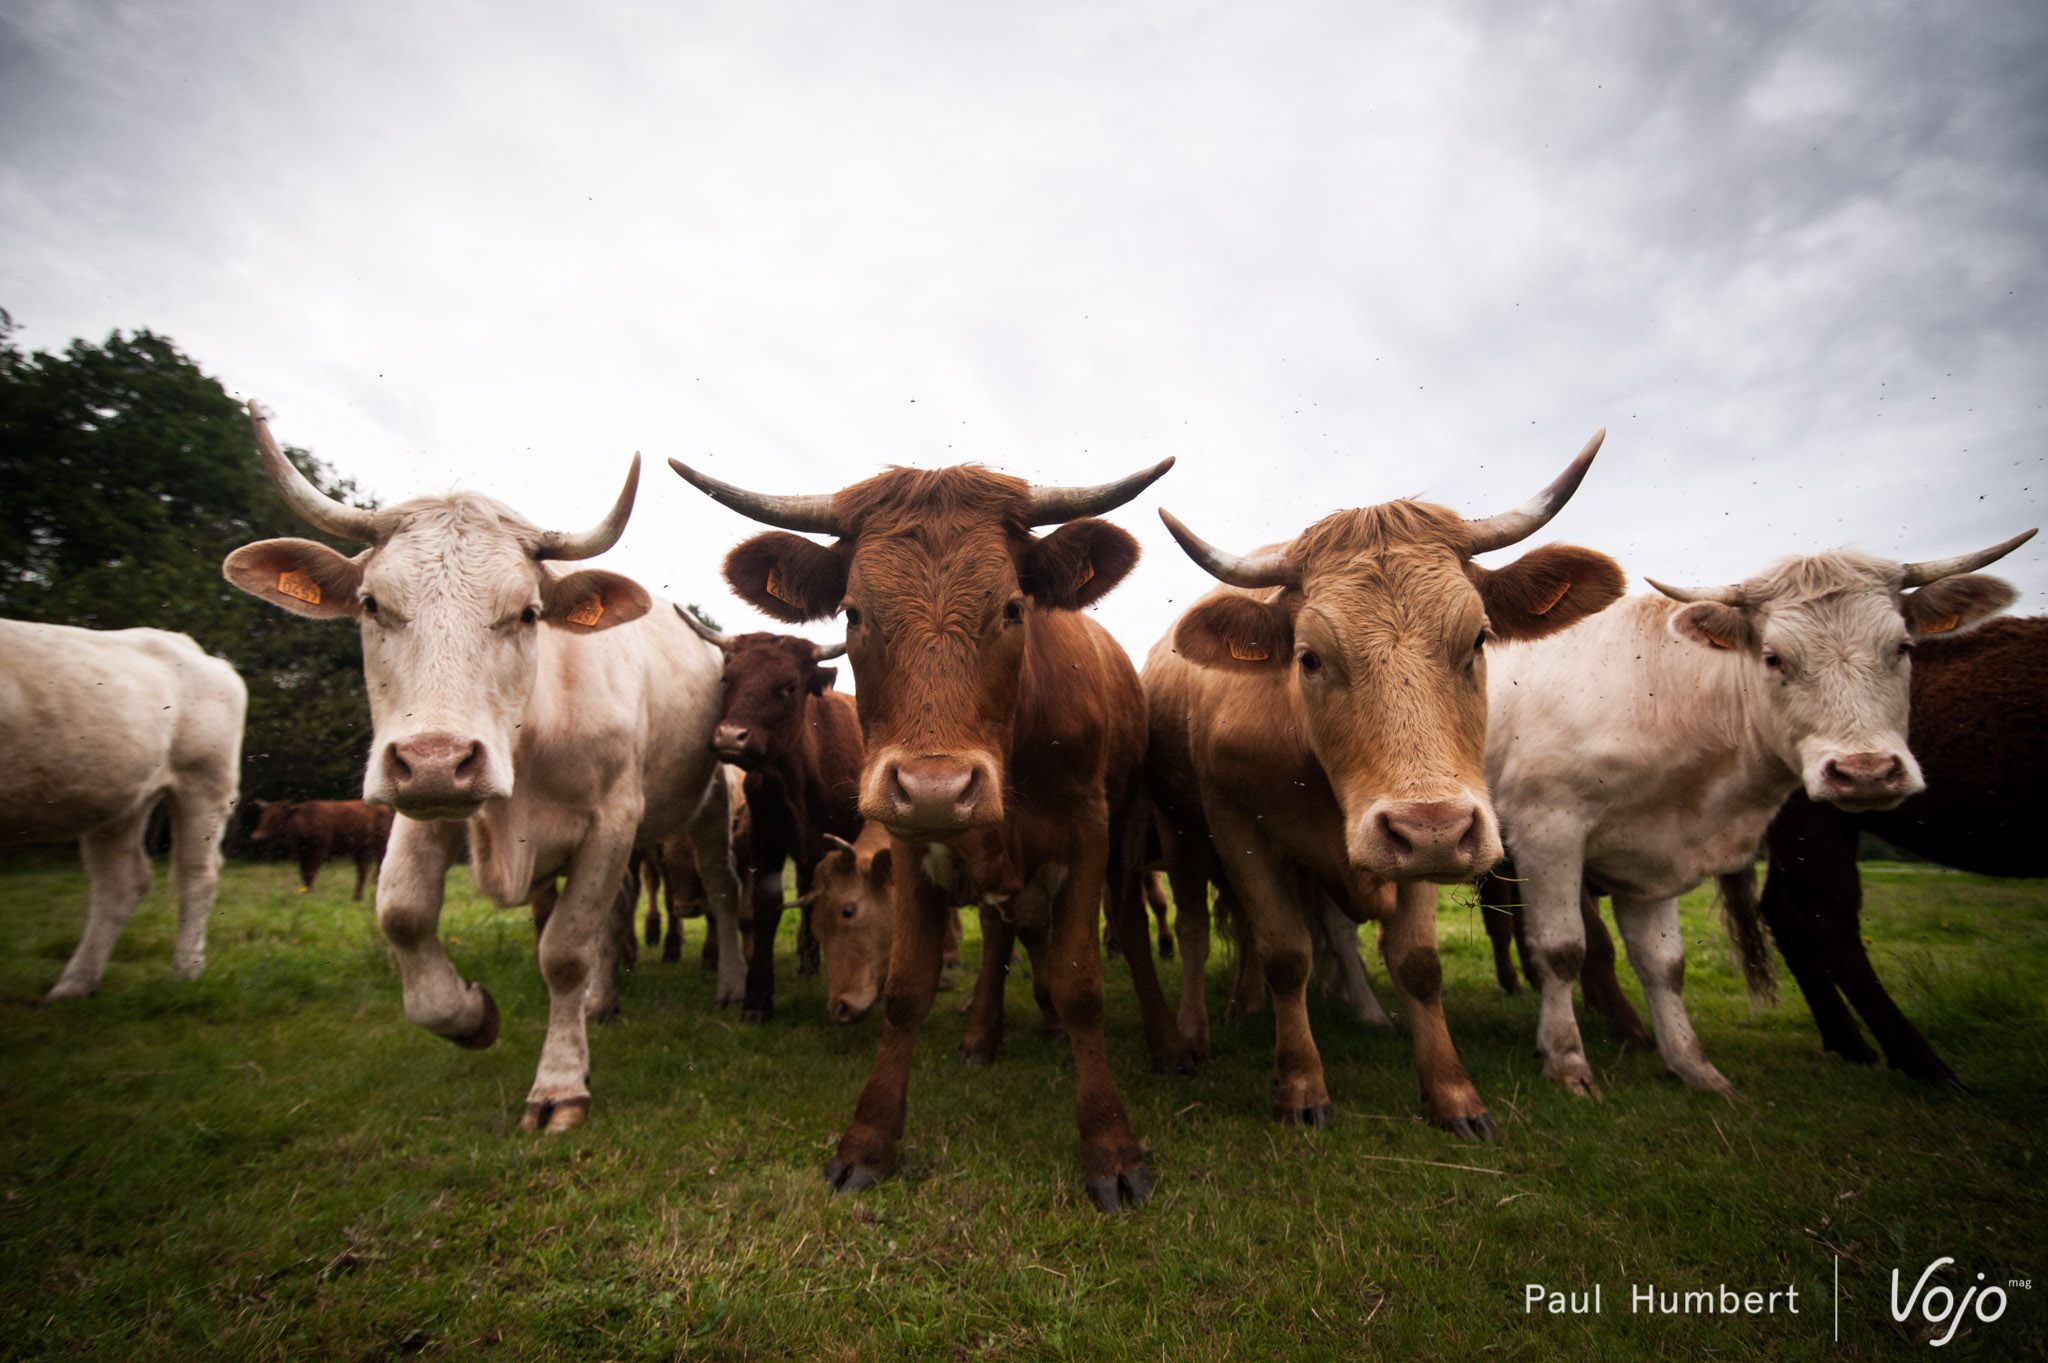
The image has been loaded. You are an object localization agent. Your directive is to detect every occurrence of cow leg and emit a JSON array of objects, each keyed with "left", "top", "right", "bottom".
[
  {"left": 1163, "top": 854, "right": 1212, "bottom": 1064},
  {"left": 298, "top": 834, "right": 323, "bottom": 894},
  {"left": 1145, "top": 871, "right": 1174, "bottom": 958},
  {"left": 1759, "top": 816, "right": 1884, "bottom": 1068},
  {"left": 352, "top": 851, "right": 370, "bottom": 902},
  {"left": 827, "top": 851, "right": 951, "bottom": 1192},
  {"left": 959, "top": 905, "right": 1014, "bottom": 1064},
  {"left": 1211, "top": 812, "right": 1328, "bottom": 1125},
  {"left": 742, "top": 851, "right": 786, "bottom": 1023},
  {"left": 375, "top": 817, "right": 498, "bottom": 1050},
  {"left": 1221, "top": 884, "right": 1268, "bottom": 1021},
  {"left": 685, "top": 777, "right": 745, "bottom": 1007},
  {"left": 163, "top": 781, "right": 231, "bottom": 983},
  {"left": 1044, "top": 841, "right": 1151, "bottom": 1212},
  {"left": 797, "top": 894, "right": 821, "bottom": 977},
  {"left": 1312, "top": 889, "right": 1394, "bottom": 1031},
  {"left": 1022, "top": 927, "right": 1063, "bottom": 1036},
  {"left": 1516, "top": 839, "right": 1599, "bottom": 1096},
  {"left": 45, "top": 806, "right": 155, "bottom": 1001},
  {"left": 1577, "top": 889, "right": 1651, "bottom": 1050},
  {"left": 1611, "top": 893, "right": 1733, "bottom": 1095},
  {"left": 582, "top": 865, "right": 636, "bottom": 1024},
  {"left": 1107, "top": 851, "right": 1194, "bottom": 1075},
  {"left": 642, "top": 854, "right": 664, "bottom": 948},
  {"left": 524, "top": 831, "right": 635, "bottom": 1131},
  {"left": 1478, "top": 870, "right": 1522, "bottom": 995},
  {"left": 1378, "top": 881, "right": 1497, "bottom": 1138}
]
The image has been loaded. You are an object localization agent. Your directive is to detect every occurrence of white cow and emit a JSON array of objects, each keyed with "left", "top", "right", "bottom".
[
  {"left": 222, "top": 404, "right": 740, "bottom": 1132},
  {"left": 1487, "top": 534, "right": 2032, "bottom": 1096},
  {"left": 1, "top": 620, "right": 245, "bottom": 999}
]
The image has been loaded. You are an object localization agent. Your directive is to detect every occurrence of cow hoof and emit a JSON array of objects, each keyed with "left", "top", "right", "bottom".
[
  {"left": 1436, "top": 1111, "right": 1502, "bottom": 1142},
  {"left": 41, "top": 980, "right": 96, "bottom": 1004},
  {"left": 1157, "top": 936, "right": 1174, "bottom": 960},
  {"left": 1086, "top": 1163, "right": 1153, "bottom": 1212},
  {"left": 824, "top": 1156, "right": 882, "bottom": 1194},
  {"left": 1153, "top": 1048, "right": 1200, "bottom": 1078},
  {"left": 450, "top": 988, "right": 500, "bottom": 1050},
  {"left": 519, "top": 1096, "right": 589, "bottom": 1133},
  {"left": 957, "top": 1039, "right": 997, "bottom": 1066},
  {"left": 1275, "top": 1102, "right": 1332, "bottom": 1129}
]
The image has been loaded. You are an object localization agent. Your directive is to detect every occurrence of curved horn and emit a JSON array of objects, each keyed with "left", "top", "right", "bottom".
[
  {"left": 1158, "top": 509, "right": 1298, "bottom": 589},
  {"left": 1466, "top": 428, "right": 1606, "bottom": 555},
  {"left": 1646, "top": 576, "right": 1746, "bottom": 606},
  {"left": 668, "top": 458, "right": 840, "bottom": 535},
  {"left": 246, "top": 401, "right": 381, "bottom": 543},
  {"left": 822, "top": 832, "right": 858, "bottom": 854},
  {"left": 535, "top": 454, "right": 639, "bottom": 560},
  {"left": 673, "top": 603, "right": 734, "bottom": 652},
  {"left": 812, "top": 639, "right": 847, "bottom": 661},
  {"left": 1899, "top": 528, "right": 2037, "bottom": 588},
  {"left": 1026, "top": 457, "right": 1176, "bottom": 526}
]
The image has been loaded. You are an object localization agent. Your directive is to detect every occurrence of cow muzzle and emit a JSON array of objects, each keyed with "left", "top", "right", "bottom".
[
  {"left": 711, "top": 724, "right": 769, "bottom": 769},
  {"left": 828, "top": 987, "right": 880, "bottom": 1024},
  {"left": 863, "top": 752, "right": 1004, "bottom": 838},
  {"left": 374, "top": 733, "right": 505, "bottom": 819},
  {"left": 1809, "top": 750, "right": 1922, "bottom": 812},
  {"left": 1354, "top": 797, "right": 1502, "bottom": 884}
]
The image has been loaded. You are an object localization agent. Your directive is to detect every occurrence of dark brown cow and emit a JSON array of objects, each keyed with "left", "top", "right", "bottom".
[
  {"left": 1145, "top": 433, "right": 1623, "bottom": 1135},
  {"left": 674, "top": 610, "right": 864, "bottom": 1021},
  {"left": 672, "top": 455, "right": 1174, "bottom": 1211},
  {"left": 252, "top": 799, "right": 394, "bottom": 899}
]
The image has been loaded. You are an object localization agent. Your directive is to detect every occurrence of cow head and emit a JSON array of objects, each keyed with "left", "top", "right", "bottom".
[
  {"left": 671, "top": 457, "right": 1171, "bottom": 841},
  {"left": 808, "top": 826, "right": 896, "bottom": 1023},
  {"left": 1164, "top": 431, "right": 1625, "bottom": 884},
  {"left": 674, "top": 608, "right": 846, "bottom": 771},
  {"left": 1649, "top": 530, "right": 2033, "bottom": 811},
  {"left": 223, "top": 404, "right": 651, "bottom": 821},
  {"left": 251, "top": 800, "right": 298, "bottom": 843}
]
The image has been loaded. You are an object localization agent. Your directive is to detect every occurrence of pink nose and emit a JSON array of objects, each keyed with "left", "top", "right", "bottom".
[
  {"left": 383, "top": 734, "right": 489, "bottom": 806},
  {"left": 1361, "top": 800, "right": 1489, "bottom": 879},
  {"left": 713, "top": 724, "right": 750, "bottom": 754},
  {"left": 883, "top": 757, "right": 984, "bottom": 830},
  {"left": 830, "top": 996, "right": 872, "bottom": 1024},
  {"left": 1819, "top": 752, "right": 1909, "bottom": 802}
]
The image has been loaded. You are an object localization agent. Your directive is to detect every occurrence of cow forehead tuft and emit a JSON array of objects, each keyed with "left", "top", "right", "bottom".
[
  {"left": 833, "top": 465, "right": 1033, "bottom": 536},
  {"left": 1294, "top": 499, "right": 1471, "bottom": 563},
  {"left": 1741, "top": 550, "right": 1903, "bottom": 610}
]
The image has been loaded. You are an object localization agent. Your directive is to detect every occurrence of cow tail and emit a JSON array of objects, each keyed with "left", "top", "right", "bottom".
[{"left": 1715, "top": 863, "right": 1777, "bottom": 1007}]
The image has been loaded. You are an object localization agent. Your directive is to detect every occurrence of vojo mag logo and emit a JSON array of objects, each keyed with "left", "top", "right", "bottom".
[{"left": 1891, "top": 1257, "right": 2019, "bottom": 1348}]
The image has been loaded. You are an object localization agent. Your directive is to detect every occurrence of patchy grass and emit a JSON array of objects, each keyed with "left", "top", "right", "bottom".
[{"left": 1, "top": 850, "right": 2043, "bottom": 1360}]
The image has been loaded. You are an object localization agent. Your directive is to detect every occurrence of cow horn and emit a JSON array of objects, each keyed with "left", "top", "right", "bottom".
[
  {"left": 1158, "top": 509, "right": 1299, "bottom": 589},
  {"left": 1465, "top": 428, "right": 1606, "bottom": 555},
  {"left": 1025, "top": 457, "right": 1175, "bottom": 526},
  {"left": 674, "top": 604, "right": 734, "bottom": 652},
  {"left": 1898, "top": 528, "right": 2037, "bottom": 588},
  {"left": 247, "top": 401, "right": 382, "bottom": 543},
  {"left": 812, "top": 639, "right": 847, "bottom": 661},
  {"left": 535, "top": 454, "right": 639, "bottom": 560},
  {"left": 668, "top": 458, "right": 841, "bottom": 535},
  {"left": 823, "top": 833, "right": 858, "bottom": 854},
  {"left": 1646, "top": 577, "right": 1747, "bottom": 606}
]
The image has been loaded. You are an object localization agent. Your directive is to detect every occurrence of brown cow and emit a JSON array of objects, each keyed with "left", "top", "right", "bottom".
[
  {"left": 809, "top": 821, "right": 963, "bottom": 1024},
  {"left": 1145, "top": 433, "right": 1623, "bottom": 1135},
  {"left": 674, "top": 609, "right": 865, "bottom": 1021},
  {"left": 672, "top": 455, "right": 1175, "bottom": 1210},
  {"left": 252, "top": 799, "right": 394, "bottom": 899}
]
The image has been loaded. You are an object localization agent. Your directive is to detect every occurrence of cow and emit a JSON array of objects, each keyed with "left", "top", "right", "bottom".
[
  {"left": 222, "top": 403, "right": 742, "bottom": 1132},
  {"left": 639, "top": 765, "right": 749, "bottom": 967},
  {"left": 1485, "top": 531, "right": 2032, "bottom": 1097},
  {"left": 251, "top": 798, "right": 393, "bottom": 899},
  {"left": 808, "top": 820, "right": 963, "bottom": 1024},
  {"left": 673, "top": 609, "right": 864, "bottom": 1021},
  {"left": 671, "top": 455, "right": 1177, "bottom": 1210},
  {"left": 1144, "top": 431, "right": 1624, "bottom": 1136},
  {"left": 1, "top": 619, "right": 246, "bottom": 1000}
]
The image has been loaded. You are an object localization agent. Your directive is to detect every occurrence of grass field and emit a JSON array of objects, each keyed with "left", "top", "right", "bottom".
[{"left": 1, "top": 850, "right": 2043, "bottom": 1361}]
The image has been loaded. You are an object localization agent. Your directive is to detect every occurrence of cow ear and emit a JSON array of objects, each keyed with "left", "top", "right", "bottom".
[
  {"left": 1669, "top": 601, "right": 1757, "bottom": 653},
  {"left": 543, "top": 569, "right": 650, "bottom": 633},
  {"left": 1025, "top": 519, "right": 1139, "bottom": 610},
  {"left": 1473, "top": 545, "right": 1627, "bottom": 642},
  {"left": 1174, "top": 594, "right": 1294, "bottom": 669},
  {"left": 223, "top": 539, "right": 366, "bottom": 619},
  {"left": 807, "top": 665, "right": 837, "bottom": 696},
  {"left": 867, "top": 846, "right": 893, "bottom": 889},
  {"left": 1903, "top": 574, "right": 2016, "bottom": 637},
  {"left": 725, "top": 532, "right": 847, "bottom": 623}
]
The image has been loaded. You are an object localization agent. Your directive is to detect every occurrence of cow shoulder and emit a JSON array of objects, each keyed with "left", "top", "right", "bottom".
[{"left": 1472, "top": 544, "right": 1626, "bottom": 642}]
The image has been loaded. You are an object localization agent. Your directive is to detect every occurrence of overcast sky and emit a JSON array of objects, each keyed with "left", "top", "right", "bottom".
[{"left": 4, "top": 0, "right": 2044, "bottom": 663}]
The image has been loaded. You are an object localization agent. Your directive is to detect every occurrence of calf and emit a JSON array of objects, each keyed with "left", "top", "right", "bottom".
[
  {"left": 1, "top": 620, "right": 245, "bottom": 999},
  {"left": 252, "top": 798, "right": 394, "bottom": 899},
  {"left": 1145, "top": 432, "right": 1622, "bottom": 1134},
  {"left": 224, "top": 404, "right": 742, "bottom": 1131},
  {"left": 672, "top": 455, "right": 1175, "bottom": 1209},
  {"left": 1486, "top": 533, "right": 2031, "bottom": 1096}
]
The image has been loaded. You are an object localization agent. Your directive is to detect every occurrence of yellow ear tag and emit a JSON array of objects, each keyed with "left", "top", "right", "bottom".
[
  {"left": 1921, "top": 614, "right": 1960, "bottom": 634},
  {"left": 1531, "top": 580, "right": 1571, "bottom": 615},
  {"left": 1228, "top": 640, "right": 1271, "bottom": 661},
  {"left": 276, "top": 570, "right": 321, "bottom": 605},
  {"left": 566, "top": 597, "right": 605, "bottom": 627},
  {"left": 1705, "top": 632, "right": 1735, "bottom": 650},
  {"left": 1078, "top": 559, "right": 1095, "bottom": 588},
  {"left": 765, "top": 566, "right": 798, "bottom": 607}
]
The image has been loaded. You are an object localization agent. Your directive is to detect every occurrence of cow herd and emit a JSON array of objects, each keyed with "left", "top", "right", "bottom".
[{"left": 1, "top": 401, "right": 2036, "bottom": 1213}]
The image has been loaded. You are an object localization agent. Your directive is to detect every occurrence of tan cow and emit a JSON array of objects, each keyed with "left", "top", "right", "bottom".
[
  {"left": 222, "top": 404, "right": 741, "bottom": 1131},
  {"left": 1, "top": 620, "right": 245, "bottom": 999},
  {"left": 1487, "top": 534, "right": 2033, "bottom": 1096},
  {"left": 1146, "top": 433, "right": 1624, "bottom": 1135}
]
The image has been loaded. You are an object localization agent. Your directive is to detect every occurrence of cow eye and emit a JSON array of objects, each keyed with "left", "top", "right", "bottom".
[
  {"left": 1299, "top": 650, "right": 1322, "bottom": 673},
  {"left": 1763, "top": 651, "right": 1783, "bottom": 670},
  {"left": 1003, "top": 600, "right": 1023, "bottom": 623},
  {"left": 520, "top": 605, "right": 539, "bottom": 626},
  {"left": 1896, "top": 640, "right": 1914, "bottom": 657},
  {"left": 1472, "top": 632, "right": 1487, "bottom": 653},
  {"left": 840, "top": 902, "right": 858, "bottom": 920},
  {"left": 843, "top": 605, "right": 863, "bottom": 628},
  {"left": 361, "top": 595, "right": 379, "bottom": 616}
]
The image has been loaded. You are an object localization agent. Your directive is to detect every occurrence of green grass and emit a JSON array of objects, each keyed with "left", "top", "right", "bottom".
[{"left": 1, "top": 851, "right": 2043, "bottom": 1361}]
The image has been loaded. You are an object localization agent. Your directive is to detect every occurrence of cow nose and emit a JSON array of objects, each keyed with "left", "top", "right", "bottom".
[
  {"left": 831, "top": 996, "right": 860, "bottom": 1024},
  {"left": 713, "top": 724, "right": 749, "bottom": 753},
  {"left": 887, "top": 758, "right": 982, "bottom": 825},
  {"left": 383, "top": 734, "right": 489, "bottom": 807},
  {"left": 1360, "top": 799, "right": 1490, "bottom": 880},
  {"left": 1818, "top": 752, "right": 1912, "bottom": 807}
]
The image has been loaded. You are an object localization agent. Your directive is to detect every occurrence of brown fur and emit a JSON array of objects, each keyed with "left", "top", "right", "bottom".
[{"left": 252, "top": 799, "right": 394, "bottom": 899}]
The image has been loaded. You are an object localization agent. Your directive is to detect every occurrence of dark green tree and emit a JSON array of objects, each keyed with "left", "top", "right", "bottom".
[{"left": 0, "top": 310, "right": 378, "bottom": 834}]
